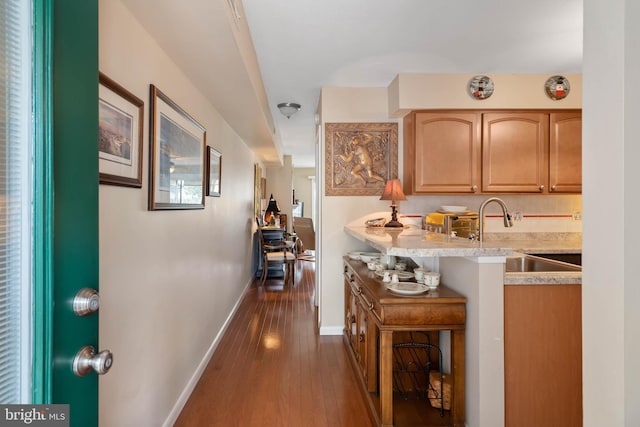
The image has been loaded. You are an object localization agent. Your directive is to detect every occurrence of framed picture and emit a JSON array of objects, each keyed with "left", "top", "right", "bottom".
[
  {"left": 325, "top": 122, "right": 398, "bottom": 196},
  {"left": 148, "top": 85, "right": 206, "bottom": 210},
  {"left": 253, "top": 164, "right": 262, "bottom": 220},
  {"left": 206, "top": 146, "right": 222, "bottom": 197},
  {"left": 98, "top": 72, "right": 144, "bottom": 187}
]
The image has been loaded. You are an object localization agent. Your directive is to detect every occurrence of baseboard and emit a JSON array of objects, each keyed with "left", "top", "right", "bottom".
[
  {"left": 162, "top": 279, "right": 252, "bottom": 427},
  {"left": 319, "top": 325, "right": 344, "bottom": 336}
]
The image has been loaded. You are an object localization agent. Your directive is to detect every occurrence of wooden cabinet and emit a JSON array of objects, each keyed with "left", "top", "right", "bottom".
[
  {"left": 482, "top": 112, "right": 549, "bottom": 193},
  {"left": 343, "top": 258, "right": 466, "bottom": 427},
  {"left": 403, "top": 110, "right": 582, "bottom": 195},
  {"left": 549, "top": 112, "right": 582, "bottom": 193},
  {"left": 404, "top": 111, "right": 481, "bottom": 194},
  {"left": 504, "top": 284, "right": 582, "bottom": 427}
]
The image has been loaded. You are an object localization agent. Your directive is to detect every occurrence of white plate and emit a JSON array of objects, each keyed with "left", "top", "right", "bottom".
[
  {"left": 439, "top": 205, "right": 468, "bottom": 213},
  {"left": 374, "top": 270, "right": 414, "bottom": 281},
  {"left": 386, "top": 282, "right": 429, "bottom": 295}
]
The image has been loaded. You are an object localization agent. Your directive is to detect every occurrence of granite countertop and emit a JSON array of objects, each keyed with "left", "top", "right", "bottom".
[
  {"left": 345, "top": 226, "right": 582, "bottom": 285},
  {"left": 503, "top": 270, "right": 581, "bottom": 285},
  {"left": 482, "top": 232, "right": 582, "bottom": 254},
  {"left": 344, "top": 225, "right": 514, "bottom": 257}
]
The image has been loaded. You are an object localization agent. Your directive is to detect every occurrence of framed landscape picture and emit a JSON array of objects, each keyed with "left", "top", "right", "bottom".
[
  {"left": 98, "top": 72, "right": 144, "bottom": 187},
  {"left": 206, "top": 146, "right": 221, "bottom": 197},
  {"left": 148, "top": 85, "right": 206, "bottom": 210}
]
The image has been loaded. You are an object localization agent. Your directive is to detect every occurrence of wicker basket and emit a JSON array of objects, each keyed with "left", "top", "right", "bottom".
[{"left": 428, "top": 371, "right": 452, "bottom": 410}]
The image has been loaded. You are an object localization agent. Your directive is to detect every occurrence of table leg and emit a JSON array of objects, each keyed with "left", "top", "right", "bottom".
[
  {"left": 452, "top": 329, "right": 466, "bottom": 427},
  {"left": 380, "top": 330, "right": 393, "bottom": 427}
]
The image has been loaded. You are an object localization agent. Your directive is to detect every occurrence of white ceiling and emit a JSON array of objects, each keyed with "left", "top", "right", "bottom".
[{"left": 122, "top": 0, "right": 583, "bottom": 168}]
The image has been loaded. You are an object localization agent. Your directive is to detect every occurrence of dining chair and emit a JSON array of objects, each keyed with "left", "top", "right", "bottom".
[{"left": 257, "top": 227, "right": 296, "bottom": 286}]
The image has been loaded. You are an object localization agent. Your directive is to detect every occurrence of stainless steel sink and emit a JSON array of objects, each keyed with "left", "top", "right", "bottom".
[{"left": 505, "top": 255, "right": 582, "bottom": 273}]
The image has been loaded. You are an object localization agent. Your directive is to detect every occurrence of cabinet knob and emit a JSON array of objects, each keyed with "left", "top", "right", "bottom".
[
  {"left": 539, "top": 185, "right": 545, "bottom": 191},
  {"left": 551, "top": 185, "right": 557, "bottom": 191},
  {"left": 471, "top": 185, "right": 478, "bottom": 192}
]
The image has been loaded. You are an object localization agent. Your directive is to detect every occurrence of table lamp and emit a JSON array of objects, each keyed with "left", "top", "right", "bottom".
[
  {"left": 264, "top": 194, "right": 280, "bottom": 225},
  {"left": 380, "top": 179, "right": 407, "bottom": 228}
]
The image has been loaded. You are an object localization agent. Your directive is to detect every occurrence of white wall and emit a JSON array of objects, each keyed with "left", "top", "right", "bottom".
[
  {"left": 293, "top": 167, "right": 314, "bottom": 218},
  {"left": 319, "top": 87, "right": 395, "bottom": 332},
  {"left": 98, "top": 1, "right": 257, "bottom": 425},
  {"left": 583, "top": 0, "right": 640, "bottom": 425}
]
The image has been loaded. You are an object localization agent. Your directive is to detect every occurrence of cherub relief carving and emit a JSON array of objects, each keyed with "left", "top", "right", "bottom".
[{"left": 325, "top": 123, "right": 398, "bottom": 196}]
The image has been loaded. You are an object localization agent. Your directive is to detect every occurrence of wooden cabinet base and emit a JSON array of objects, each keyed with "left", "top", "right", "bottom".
[{"left": 344, "top": 258, "right": 466, "bottom": 427}]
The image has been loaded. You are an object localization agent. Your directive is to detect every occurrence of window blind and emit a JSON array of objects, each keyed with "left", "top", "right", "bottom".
[{"left": 0, "top": 0, "right": 32, "bottom": 403}]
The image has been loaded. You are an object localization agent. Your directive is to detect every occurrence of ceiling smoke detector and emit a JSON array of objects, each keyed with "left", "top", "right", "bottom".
[{"left": 277, "top": 102, "right": 301, "bottom": 119}]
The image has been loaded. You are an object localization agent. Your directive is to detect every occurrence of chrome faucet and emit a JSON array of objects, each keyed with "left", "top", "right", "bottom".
[{"left": 478, "top": 197, "right": 513, "bottom": 242}]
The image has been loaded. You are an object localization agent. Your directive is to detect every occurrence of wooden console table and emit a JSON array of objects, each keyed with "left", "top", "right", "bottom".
[{"left": 343, "top": 257, "right": 466, "bottom": 427}]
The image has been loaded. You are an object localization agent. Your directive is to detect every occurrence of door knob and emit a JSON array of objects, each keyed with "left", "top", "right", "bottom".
[
  {"left": 73, "top": 345, "right": 113, "bottom": 376},
  {"left": 73, "top": 287, "right": 100, "bottom": 316}
]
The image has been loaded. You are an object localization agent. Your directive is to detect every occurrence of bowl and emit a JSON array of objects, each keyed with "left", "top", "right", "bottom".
[
  {"left": 359, "top": 252, "right": 380, "bottom": 263},
  {"left": 440, "top": 205, "right": 468, "bottom": 213},
  {"left": 365, "top": 217, "right": 386, "bottom": 228}
]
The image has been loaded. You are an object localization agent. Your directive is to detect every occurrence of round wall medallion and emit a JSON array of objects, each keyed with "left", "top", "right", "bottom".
[
  {"left": 468, "top": 75, "right": 494, "bottom": 100},
  {"left": 545, "top": 75, "right": 570, "bottom": 100}
]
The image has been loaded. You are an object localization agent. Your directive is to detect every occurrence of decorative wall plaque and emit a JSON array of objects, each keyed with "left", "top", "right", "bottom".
[
  {"left": 325, "top": 122, "right": 398, "bottom": 196},
  {"left": 544, "top": 75, "right": 570, "bottom": 100},
  {"left": 468, "top": 75, "right": 494, "bottom": 100}
]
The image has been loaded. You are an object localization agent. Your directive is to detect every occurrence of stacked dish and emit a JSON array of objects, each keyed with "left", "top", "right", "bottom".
[{"left": 385, "top": 282, "right": 430, "bottom": 295}]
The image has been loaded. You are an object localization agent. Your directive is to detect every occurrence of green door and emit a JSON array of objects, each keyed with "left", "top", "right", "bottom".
[{"left": 33, "top": 0, "right": 101, "bottom": 425}]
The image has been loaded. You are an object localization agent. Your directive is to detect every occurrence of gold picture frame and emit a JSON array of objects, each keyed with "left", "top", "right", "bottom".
[
  {"left": 253, "top": 164, "right": 262, "bottom": 220},
  {"left": 325, "top": 122, "right": 398, "bottom": 196}
]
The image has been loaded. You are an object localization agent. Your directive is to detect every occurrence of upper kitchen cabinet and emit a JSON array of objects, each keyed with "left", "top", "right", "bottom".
[
  {"left": 404, "top": 111, "right": 482, "bottom": 194},
  {"left": 482, "top": 112, "right": 549, "bottom": 193},
  {"left": 404, "top": 109, "right": 582, "bottom": 195},
  {"left": 549, "top": 112, "right": 582, "bottom": 193}
]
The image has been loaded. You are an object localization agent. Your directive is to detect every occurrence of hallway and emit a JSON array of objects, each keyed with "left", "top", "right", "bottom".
[{"left": 174, "top": 258, "right": 375, "bottom": 426}]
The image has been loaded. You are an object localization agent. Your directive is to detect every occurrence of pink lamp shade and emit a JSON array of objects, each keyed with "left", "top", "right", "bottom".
[
  {"left": 379, "top": 179, "right": 407, "bottom": 202},
  {"left": 379, "top": 179, "right": 406, "bottom": 228}
]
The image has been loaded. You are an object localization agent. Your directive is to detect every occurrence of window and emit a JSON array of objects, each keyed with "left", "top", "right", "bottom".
[{"left": 0, "top": 0, "right": 33, "bottom": 403}]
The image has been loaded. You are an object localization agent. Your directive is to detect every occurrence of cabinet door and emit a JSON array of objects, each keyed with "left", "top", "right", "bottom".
[
  {"left": 409, "top": 112, "right": 481, "bottom": 193},
  {"left": 348, "top": 286, "right": 358, "bottom": 352},
  {"left": 356, "top": 299, "right": 368, "bottom": 381},
  {"left": 549, "top": 112, "right": 582, "bottom": 193},
  {"left": 344, "top": 279, "right": 355, "bottom": 347},
  {"left": 505, "top": 285, "right": 582, "bottom": 427},
  {"left": 482, "top": 112, "right": 549, "bottom": 193}
]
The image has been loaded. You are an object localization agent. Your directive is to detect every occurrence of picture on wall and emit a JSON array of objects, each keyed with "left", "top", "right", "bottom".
[
  {"left": 149, "top": 85, "right": 206, "bottom": 210},
  {"left": 98, "top": 72, "right": 144, "bottom": 187},
  {"left": 325, "top": 122, "right": 398, "bottom": 196},
  {"left": 253, "top": 163, "right": 262, "bottom": 220},
  {"left": 206, "top": 146, "right": 221, "bottom": 197}
]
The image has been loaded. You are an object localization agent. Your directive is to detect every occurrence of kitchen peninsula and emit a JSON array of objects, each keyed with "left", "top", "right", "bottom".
[{"left": 344, "top": 225, "right": 582, "bottom": 427}]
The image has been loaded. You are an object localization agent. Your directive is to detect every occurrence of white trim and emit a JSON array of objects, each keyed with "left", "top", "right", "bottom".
[
  {"left": 319, "top": 326, "right": 343, "bottom": 336},
  {"left": 162, "top": 279, "right": 252, "bottom": 427}
]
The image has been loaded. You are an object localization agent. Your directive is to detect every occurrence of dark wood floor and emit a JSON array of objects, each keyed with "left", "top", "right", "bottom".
[{"left": 175, "top": 257, "right": 375, "bottom": 427}]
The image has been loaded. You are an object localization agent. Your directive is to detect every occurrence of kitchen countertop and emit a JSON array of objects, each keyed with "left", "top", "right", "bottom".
[
  {"left": 345, "top": 226, "right": 582, "bottom": 285},
  {"left": 344, "top": 226, "right": 513, "bottom": 257},
  {"left": 344, "top": 226, "right": 581, "bottom": 257}
]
